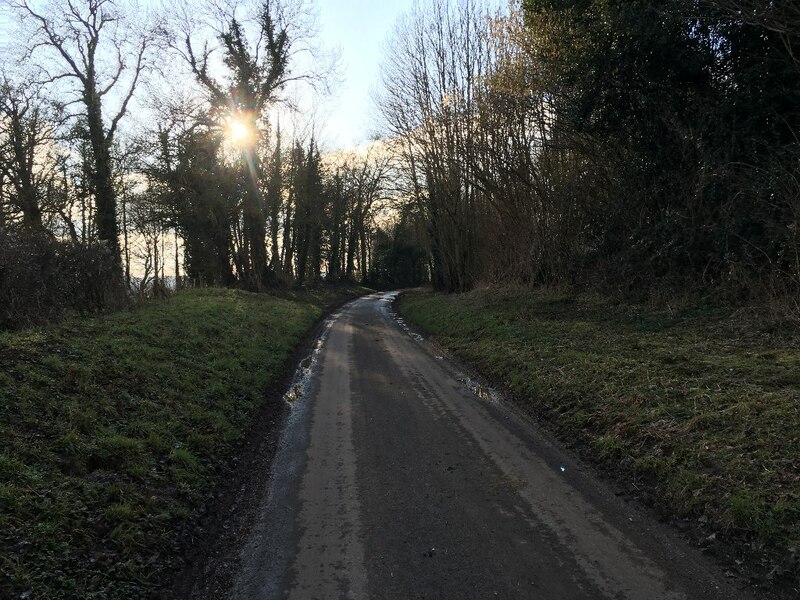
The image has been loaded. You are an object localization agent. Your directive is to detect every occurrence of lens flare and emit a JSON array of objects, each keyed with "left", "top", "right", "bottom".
[{"left": 225, "top": 115, "right": 255, "bottom": 147}]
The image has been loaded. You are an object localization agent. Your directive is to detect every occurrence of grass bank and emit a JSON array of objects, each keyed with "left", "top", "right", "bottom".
[
  {"left": 0, "top": 285, "right": 365, "bottom": 599},
  {"left": 399, "top": 287, "right": 799, "bottom": 587}
]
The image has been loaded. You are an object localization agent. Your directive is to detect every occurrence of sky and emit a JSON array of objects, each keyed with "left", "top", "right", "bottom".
[
  {"left": 0, "top": 5, "right": 11, "bottom": 47},
  {"left": 313, "top": 0, "right": 411, "bottom": 149}
]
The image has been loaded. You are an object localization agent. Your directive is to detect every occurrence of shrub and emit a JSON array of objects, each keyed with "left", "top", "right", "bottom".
[{"left": 0, "top": 229, "right": 125, "bottom": 328}]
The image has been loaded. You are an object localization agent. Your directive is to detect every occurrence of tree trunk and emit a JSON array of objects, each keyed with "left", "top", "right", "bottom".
[
  {"left": 174, "top": 229, "right": 180, "bottom": 290},
  {"left": 85, "top": 88, "right": 119, "bottom": 263},
  {"left": 345, "top": 222, "right": 357, "bottom": 280},
  {"left": 9, "top": 113, "right": 43, "bottom": 229},
  {"left": 282, "top": 196, "right": 294, "bottom": 278},
  {"left": 359, "top": 223, "right": 368, "bottom": 283},
  {"left": 122, "top": 191, "right": 131, "bottom": 288},
  {"left": 295, "top": 221, "right": 310, "bottom": 285}
]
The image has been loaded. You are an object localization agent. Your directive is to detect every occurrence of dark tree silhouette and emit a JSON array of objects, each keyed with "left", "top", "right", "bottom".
[{"left": 14, "top": 0, "right": 153, "bottom": 270}]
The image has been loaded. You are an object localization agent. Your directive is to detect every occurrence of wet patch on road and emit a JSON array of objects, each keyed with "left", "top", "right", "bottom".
[
  {"left": 458, "top": 376, "right": 502, "bottom": 404},
  {"left": 283, "top": 311, "right": 340, "bottom": 406},
  {"left": 378, "top": 290, "right": 426, "bottom": 342}
]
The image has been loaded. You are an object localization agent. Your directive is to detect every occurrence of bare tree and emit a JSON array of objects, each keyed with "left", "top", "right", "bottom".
[
  {"left": 377, "top": 1, "right": 594, "bottom": 288},
  {"left": 13, "top": 0, "right": 156, "bottom": 268},
  {"left": 0, "top": 77, "right": 64, "bottom": 230},
  {"left": 378, "top": 1, "right": 491, "bottom": 292},
  {"left": 331, "top": 148, "right": 391, "bottom": 282}
]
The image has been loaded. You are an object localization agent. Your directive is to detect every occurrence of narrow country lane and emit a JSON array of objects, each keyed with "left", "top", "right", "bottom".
[{"left": 229, "top": 292, "right": 754, "bottom": 600}]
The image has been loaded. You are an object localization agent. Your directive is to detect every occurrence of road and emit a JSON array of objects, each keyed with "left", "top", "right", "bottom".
[{"left": 229, "top": 292, "right": 755, "bottom": 600}]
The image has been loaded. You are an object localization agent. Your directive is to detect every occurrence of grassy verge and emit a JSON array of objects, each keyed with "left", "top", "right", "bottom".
[
  {"left": 0, "top": 285, "right": 366, "bottom": 599},
  {"left": 399, "top": 287, "right": 799, "bottom": 586}
]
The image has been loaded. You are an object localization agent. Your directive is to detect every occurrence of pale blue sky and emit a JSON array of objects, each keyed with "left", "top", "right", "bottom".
[{"left": 315, "top": 0, "right": 410, "bottom": 149}]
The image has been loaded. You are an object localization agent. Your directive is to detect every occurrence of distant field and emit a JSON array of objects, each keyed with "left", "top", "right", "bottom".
[
  {"left": 399, "top": 287, "right": 800, "bottom": 586},
  {"left": 0, "top": 286, "right": 364, "bottom": 599}
]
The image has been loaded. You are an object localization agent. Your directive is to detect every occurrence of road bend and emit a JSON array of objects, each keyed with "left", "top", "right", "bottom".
[{"left": 229, "top": 292, "right": 754, "bottom": 600}]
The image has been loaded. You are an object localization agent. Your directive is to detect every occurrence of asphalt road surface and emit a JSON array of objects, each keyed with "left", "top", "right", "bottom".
[{"left": 229, "top": 292, "right": 756, "bottom": 600}]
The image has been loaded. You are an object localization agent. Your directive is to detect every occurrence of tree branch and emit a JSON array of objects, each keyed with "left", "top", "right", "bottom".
[
  {"left": 20, "top": 1, "right": 87, "bottom": 85},
  {"left": 107, "top": 38, "right": 148, "bottom": 142}
]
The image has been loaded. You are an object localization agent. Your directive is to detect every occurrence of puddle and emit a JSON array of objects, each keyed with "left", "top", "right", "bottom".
[
  {"left": 374, "top": 291, "right": 425, "bottom": 342},
  {"left": 282, "top": 312, "right": 339, "bottom": 407},
  {"left": 396, "top": 318, "right": 424, "bottom": 342},
  {"left": 458, "top": 376, "right": 501, "bottom": 404},
  {"left": 380, "top": 292, "right": 496, "bottom": 403}
]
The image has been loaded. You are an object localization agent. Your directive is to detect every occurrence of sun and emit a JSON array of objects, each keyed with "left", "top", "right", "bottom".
[{"left": 225, "top": 114, "right": 255, "bottom": 147}]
